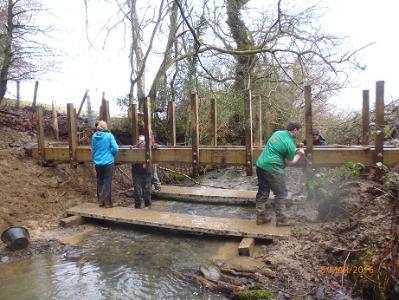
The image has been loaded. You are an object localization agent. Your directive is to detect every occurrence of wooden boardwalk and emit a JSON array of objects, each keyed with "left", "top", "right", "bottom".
[
  {"left": 152, "top": 185, "right": 257, "bottom": 205},
  {"left": 67, "top": 203, "right": 290, "bottom": 240}
]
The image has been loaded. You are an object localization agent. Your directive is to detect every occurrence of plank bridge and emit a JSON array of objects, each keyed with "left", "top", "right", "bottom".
[{"left": 31, "top": 81, "right": 397, "bottom": 243}]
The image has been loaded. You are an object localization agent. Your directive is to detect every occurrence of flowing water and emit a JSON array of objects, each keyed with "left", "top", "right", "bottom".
[
  {"left": 0, "top": 167, "right": 269, "bottom": 299},
  {"left": 0, "top": 200, "right": 256, "bottom": 300}
]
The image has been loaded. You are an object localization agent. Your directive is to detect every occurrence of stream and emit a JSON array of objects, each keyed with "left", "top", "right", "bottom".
[
  {"left": 0, "top": 200, "right": 256, "bottom": 300},
  {"left": 0, "top": 167, "right": 287, "bottom": 299}
]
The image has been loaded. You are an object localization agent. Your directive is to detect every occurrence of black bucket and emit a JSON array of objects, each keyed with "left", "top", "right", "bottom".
[{"left": 1, "top": 226, "right": 30, "bottom": 250}]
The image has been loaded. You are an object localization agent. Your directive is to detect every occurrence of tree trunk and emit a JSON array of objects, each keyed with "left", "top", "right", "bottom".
[
  {"left": 226, "top": 0, "right": 256, "bottom": 92},
  {"left": 127, "top": 0, "right": 146, "bottom": 109},
  {"left": 0, "top": 0, "right": 14, "bottom": 103},
  {"left": 148, "top": 1, "right": 179, "bottom": 103}
]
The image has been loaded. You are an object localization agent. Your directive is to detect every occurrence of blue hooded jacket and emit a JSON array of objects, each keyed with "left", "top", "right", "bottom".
[{"left": 91, "top": 131, "right": 119, "bottom": 166}]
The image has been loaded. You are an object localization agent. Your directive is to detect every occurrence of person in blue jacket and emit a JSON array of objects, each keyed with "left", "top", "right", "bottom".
[{"left": 91, "top": 121, "right": 119, "bottom": 208}]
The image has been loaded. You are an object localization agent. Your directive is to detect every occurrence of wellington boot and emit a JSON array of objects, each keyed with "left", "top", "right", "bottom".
[
  {"left": 256, "top": 214, "right": 272, "bottom": 225},
  {"left": 276, "top": 215, "right": 291, "bottom": 227}
]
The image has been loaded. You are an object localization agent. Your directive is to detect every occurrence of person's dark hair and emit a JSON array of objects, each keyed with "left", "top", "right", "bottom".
[{"left": 286, "top": 122, "right": 302, "bottom": 131}]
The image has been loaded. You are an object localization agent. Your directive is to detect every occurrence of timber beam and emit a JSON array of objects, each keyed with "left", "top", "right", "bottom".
[{"left": 31, "top": 144, "right": 399, "bottom": 167}]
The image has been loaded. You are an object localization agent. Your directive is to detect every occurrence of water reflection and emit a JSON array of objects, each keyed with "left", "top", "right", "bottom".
[{"left": 0, "top": 226, "right": 232, "bottom": 300}]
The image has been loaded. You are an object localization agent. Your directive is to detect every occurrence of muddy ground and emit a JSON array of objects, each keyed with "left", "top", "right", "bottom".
[{"left": 0, "top": 125, "right": 397, "bottom": 299}]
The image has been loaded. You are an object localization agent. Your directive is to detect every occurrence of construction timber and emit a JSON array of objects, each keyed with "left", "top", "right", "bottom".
[
  {"left": 31, "top": 81, "right": 398, "bottom": 171},
  {"left": 67, "top": 203, "right": 290, "bottom": 240}
]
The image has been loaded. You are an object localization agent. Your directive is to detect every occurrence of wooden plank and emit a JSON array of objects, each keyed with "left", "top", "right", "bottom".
[
  {"left": 244, "top": 89, "right": 253, "bottom": 175},
  {"left": 304, "top": 85, "right": 313, "bottom": 164},
  {"left": 210, "top": 98, "right": 217, "bottom": 146},
  {"left": 67, "top": 103, "right": 77, "bottom": 167},
  {"left": 37, "top": 106, "right": 45, "bottom": 163},
  {"left": 375, "top": 81, "right": 384, "bottom": 163},
  {"left": 191, "top": 92, "right": 200, "bottom": 177},
  {"left": 143, "top": 97, "right": 152, "bottom": 172},
  {"left": 131, "top": 102, "right": 139, "bottom": 145},
  {"left": 167, "top": 101, "right": 176, "bottom": 146},
  {"left": 60, "top": 215, "right": 88, "bottom": 228},
  {"left": 67, "top": 203, "right": 290, "bottom": 240},
  {"left": 238, "top": 237, "right": 255, "bottom": 256},
  {"left": 31, "top": 145, "right": 399, "bottom": 167},
  {"left": 254, "top": 95, "right": 262, "bottom": 147},
  {"left": 153, "top": 185, "right": 257, "bottom": 205},
  {"left": 362, "top": 90, "right": 370, "bottom": 145}
]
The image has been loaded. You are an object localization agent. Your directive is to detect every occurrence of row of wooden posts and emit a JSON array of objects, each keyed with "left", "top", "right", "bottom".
[
  {"left": 9, "top": 80, "right": 39, "bottom": 109},
  {"left": 36, "top": 81, "right": 386, "bottom": 177}
]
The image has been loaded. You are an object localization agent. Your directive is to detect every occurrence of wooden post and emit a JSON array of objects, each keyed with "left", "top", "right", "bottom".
[
  {"left": 375, "top": 81, "right": 384, "bottom": 164},
  {"left": 238, "top": 238, "right": 255, "bottom": 257},
  {"left": 16, "top": 81, "right": 20, "bottom": 109},
  {"left": 37, "top": 106, "right": 45, "bottom": 164},
  {"left": 131, "top": 102, "right": 139, "bottom": 145},
  {"left": 52, "top": 101, "right": 59, "bottom": 140},
  {"left": 304, "top": 85, "right": 313, "bottom": 164},
  {"left": 101, "top": 94, "right": 111, "bottom": 128},
  {"left": 254, "top": 95, "right": 263, "bottom": 147},
  {"left": 210, "top": 98, "right": 217, "bottom": 146},
  {"left": 191, "top": 92, "right": 200, "bottom": 177},
  {"left": 77, "top": 89, "right": 89, "bottom": 118},
  {"left": 67, "top": 103, "right": 77, "bottom": 167},
  {"left": 32, "top": 81, "right": 39, "bottom": 110},
  {"left": 167, "top": 101, "right": 176, "bottom": 146},
  {"left": 99, "top": 92, "right": 106, "bottom": 120},
  {"left": 244, "top": 89, "right": 253, "bottom": 176},
  {"left": 143, "top": 97, "right": 152, "bottom": 172},
  {"left": 99, "top": 104, "right": 103, "bottom": 120},
  {"left": 362, "top": 90, "right": 370, "bottom": 146}
]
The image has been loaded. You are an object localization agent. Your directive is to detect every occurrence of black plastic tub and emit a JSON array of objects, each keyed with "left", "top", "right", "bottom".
[{"left": 1, "top": 226, "right": 30, "bottom": 250}]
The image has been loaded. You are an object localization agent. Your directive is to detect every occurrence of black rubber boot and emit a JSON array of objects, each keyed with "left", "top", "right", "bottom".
[{"left": 134, "top": 198, "right": 141, "bottom": 209}]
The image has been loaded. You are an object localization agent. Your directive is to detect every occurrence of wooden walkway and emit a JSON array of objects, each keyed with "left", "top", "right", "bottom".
[
  {"left": 152, "top": 185, "right": 257, "bottom": 205},
  {"left": 67, "top": 203, "right": 290, "bottom": 240}
]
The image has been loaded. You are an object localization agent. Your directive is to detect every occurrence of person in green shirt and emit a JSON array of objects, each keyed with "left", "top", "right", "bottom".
[{"left": 255, "top": 122, "right": 305, "bottom": 226}]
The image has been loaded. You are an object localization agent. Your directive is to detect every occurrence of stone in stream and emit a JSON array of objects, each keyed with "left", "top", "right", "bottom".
[
  {"left": 199, "top": 265, "right": 221, "bottom": 281},
  {"left": 64, "top": 250, "right": 83, "bottom": 261}
]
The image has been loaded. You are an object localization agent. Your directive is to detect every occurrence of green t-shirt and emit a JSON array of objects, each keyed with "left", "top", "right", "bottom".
[{"left": 256, "top": 130, "right": 296, "bottom": 174}]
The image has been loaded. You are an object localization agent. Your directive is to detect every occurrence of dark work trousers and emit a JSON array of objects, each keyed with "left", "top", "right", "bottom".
[
  {"left": 256, "top": 166, "right": 288, "bottom": 218},
  {"left": 95, "top": 164, "right": 114, "bottom": 206},
  {"left": 133, "top": 173, "right": 152, "bottom": 207}
]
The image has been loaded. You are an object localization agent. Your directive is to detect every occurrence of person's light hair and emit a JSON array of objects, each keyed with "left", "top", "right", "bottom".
[{"left": 97, "top": 120, "right": 108, "bottom": 131}]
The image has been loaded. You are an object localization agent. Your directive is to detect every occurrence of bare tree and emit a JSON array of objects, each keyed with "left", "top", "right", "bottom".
[
  {"left": 0, "top": 0, "right": 53, "bottom": 103},
  {"left": 173, "top": 0, "right": 369, "bottom": 96}
]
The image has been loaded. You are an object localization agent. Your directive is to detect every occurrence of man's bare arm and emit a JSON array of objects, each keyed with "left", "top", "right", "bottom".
[{"left": 285, "top": 148, "right": 305, "bottom": 166}]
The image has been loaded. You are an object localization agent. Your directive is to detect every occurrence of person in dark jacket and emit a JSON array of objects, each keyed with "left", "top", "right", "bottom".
[
  {"left": 132, "top": 135, "right": 152, "bottom": 208},
  {"left": 303, "top": 129, "right": 327, "bottom": 146},
  {"left": 91, "top": 121, "right": 119, "bottom": 208},
  {"left": 311, "top": 129, "right": 327, "bottom": 145}
]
